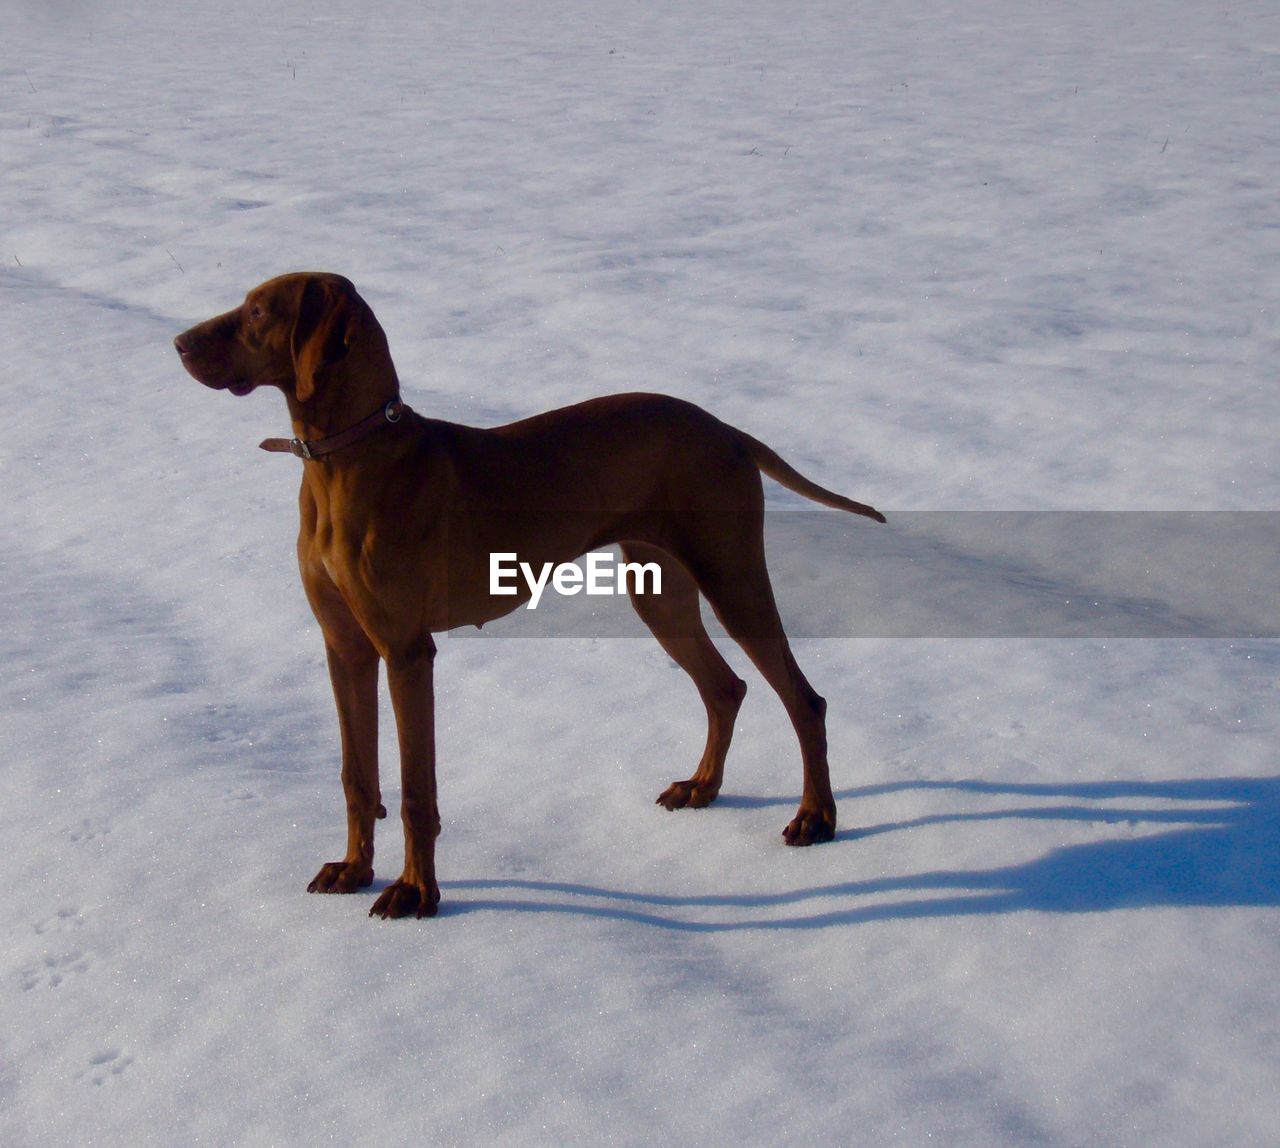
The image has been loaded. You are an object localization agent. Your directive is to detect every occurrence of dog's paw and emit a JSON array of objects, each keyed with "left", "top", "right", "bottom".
[
  {"left": 656, "top": 779, "right": 720, "bottom": 811},
  {"left": 307, "top": 860, "right": 374, "bottom": 894},
  {"left": 782, "top": 808, "right": 836, "bottom": 846},
  {"left": 368, "top": 876, "right": 441, "bottom": 920}
]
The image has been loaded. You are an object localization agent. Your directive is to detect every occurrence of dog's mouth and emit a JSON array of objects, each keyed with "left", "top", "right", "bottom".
[
  {"left": 175, "top": 341, "right": 256, "bottom": 396},
  {"left": 197, "top": 374, "right": 256, "bottom": 396}
]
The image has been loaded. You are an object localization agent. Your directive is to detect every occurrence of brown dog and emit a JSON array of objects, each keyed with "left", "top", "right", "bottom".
[{"left": 175, "top": 272, "right": 885, "bottom": 919}]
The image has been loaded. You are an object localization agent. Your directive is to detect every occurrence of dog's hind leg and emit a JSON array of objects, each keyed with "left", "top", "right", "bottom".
[
  {"left": 619, "top": 542, "right": 748, "bottom": 812},
  {"left": 678, "top": 529, "right": 838, "bottom": 846}
]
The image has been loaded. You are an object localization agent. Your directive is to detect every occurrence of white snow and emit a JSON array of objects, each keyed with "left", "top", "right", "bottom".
[{"left": 4, "top": 1, "right": 1279, "bottom": 1143}]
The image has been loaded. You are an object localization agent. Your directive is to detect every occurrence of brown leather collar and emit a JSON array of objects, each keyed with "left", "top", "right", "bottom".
[{"left": 260, "top": 399, "right": 404, "bottom": 460}]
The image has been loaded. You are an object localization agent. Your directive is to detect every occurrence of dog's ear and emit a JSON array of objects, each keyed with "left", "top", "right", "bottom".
[{"left": 290, "top": 276, "right": 357, "bottom": 402}]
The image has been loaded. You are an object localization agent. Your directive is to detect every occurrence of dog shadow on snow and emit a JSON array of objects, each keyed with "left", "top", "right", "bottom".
[{"left": 437, "top": 776, "right": 1280, "bottom": 930}]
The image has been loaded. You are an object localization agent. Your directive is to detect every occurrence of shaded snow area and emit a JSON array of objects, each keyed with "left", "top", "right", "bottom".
[{"left": 4, "top": 2, "right": 1279, "bottom": 1144}]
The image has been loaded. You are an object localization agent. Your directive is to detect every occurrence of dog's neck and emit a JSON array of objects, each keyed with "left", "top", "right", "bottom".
[
  {"left": 261, "top": 397, "right": 404, "bottom": 461},
  {"left": 274, "top": 339, "right": 404, "bottom": 460},
  {"left": 284, "top": 379, "right": 400, "bottom": 442},
  {"left": 285, "top": 315, "right": 402, "bottom": 444}
]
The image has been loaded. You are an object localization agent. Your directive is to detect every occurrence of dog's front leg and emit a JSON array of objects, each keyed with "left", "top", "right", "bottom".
[
  {"left": 369, "top": 636, "right": 442, "bottom": 919},
  {"left": 306, "top": 603, "right": 384, "bottom": 895}
]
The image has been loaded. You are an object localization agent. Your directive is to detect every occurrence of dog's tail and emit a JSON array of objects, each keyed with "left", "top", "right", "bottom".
[{"left": 739, "top": 430, "right": 887, "bottom": 523}]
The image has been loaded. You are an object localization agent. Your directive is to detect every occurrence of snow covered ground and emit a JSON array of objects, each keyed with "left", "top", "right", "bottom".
[{"left": 4, "top": 1, "right": 1279, "bottom": 1143}]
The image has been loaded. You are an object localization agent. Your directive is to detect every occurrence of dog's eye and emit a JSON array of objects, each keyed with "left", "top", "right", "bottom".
[{"left": 248, "top": 304, "right": 265, "bottom": 323}]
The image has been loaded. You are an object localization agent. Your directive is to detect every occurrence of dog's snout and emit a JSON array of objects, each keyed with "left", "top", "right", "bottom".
[{"left": 175, "top": 327, "right": 205, "bottom": 358}]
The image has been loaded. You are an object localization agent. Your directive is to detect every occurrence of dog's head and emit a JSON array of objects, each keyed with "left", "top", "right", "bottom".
[{"left": 174, "top": 272, "right": 367, "bottom": 403}]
